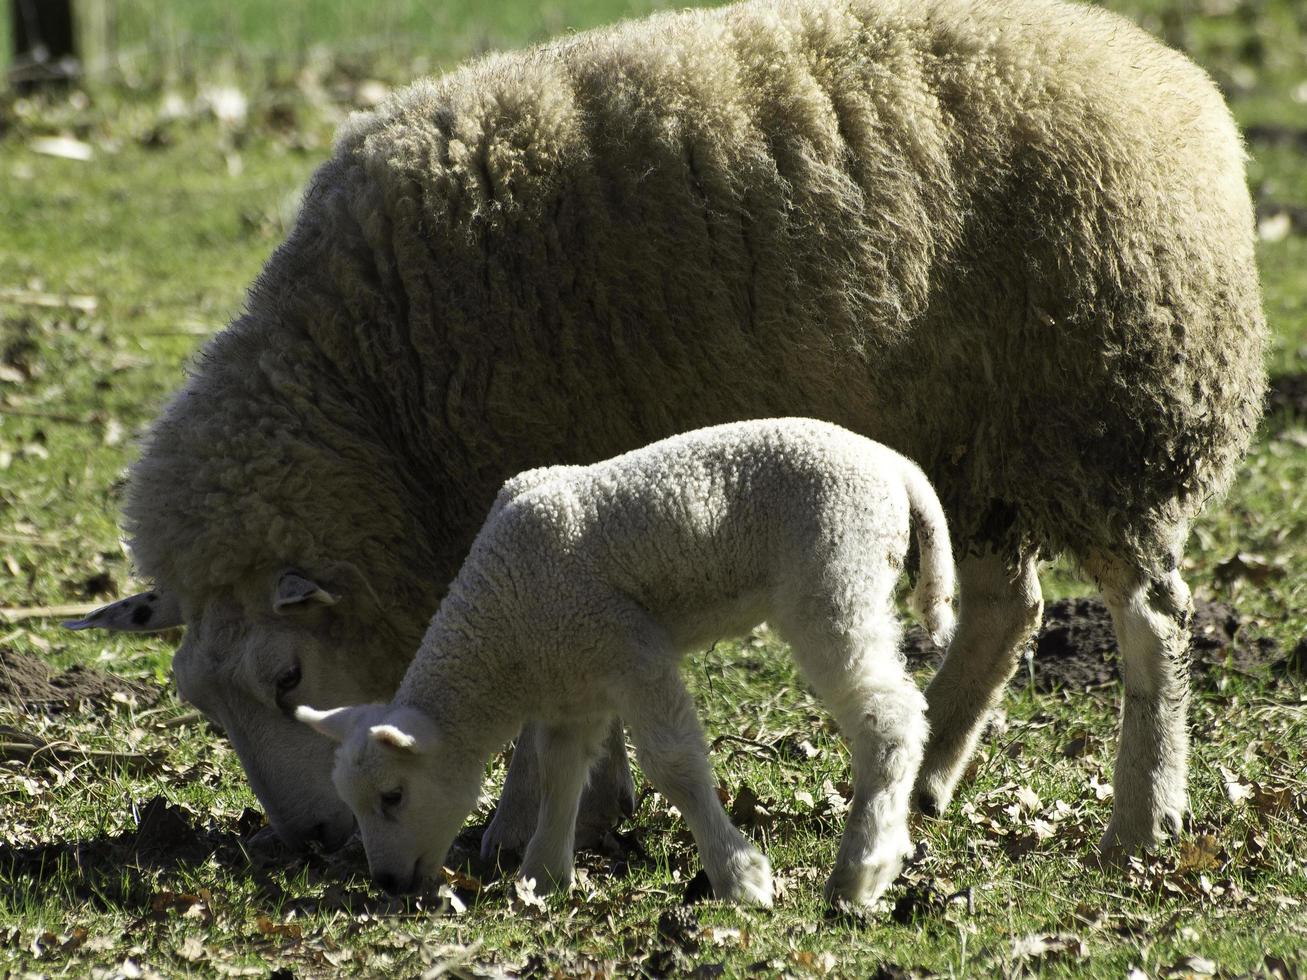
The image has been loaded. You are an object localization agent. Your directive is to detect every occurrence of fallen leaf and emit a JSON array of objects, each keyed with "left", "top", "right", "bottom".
[
  {"left": 513, "top": 877, "right": 546, "bottom": 910},
  {"left": 28, "top": 136, "right": 94, "bottom": 161},
  {"left": 1176, "top": 835, "right": 1221, "bottom": 874},
  {"left": 1010, "top": 933, "right": 1086, "bottom": 963},
  {"left": 1220, "top": 766, "right": 1253, "bottom": 805},
  {"left": 255, "top": 914, "right": 302, "bottom": 939},
  {"left": 1164, "top": 954, "right": 1217, "bottom": 977}
]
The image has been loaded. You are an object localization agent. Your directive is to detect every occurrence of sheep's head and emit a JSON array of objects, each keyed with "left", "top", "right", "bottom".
[
  {"left": 66, "top": 566, "right": 413, "bottom": 852},
  {"left": 296, "top": 702, "right": 483, "bottom": 894}
]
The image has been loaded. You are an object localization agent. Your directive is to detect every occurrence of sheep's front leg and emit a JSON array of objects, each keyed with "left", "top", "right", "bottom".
[
  {"left": 621, "top": 667, "right": 773, "bottom": 907},
  {"left": 1097, "top": 566, "right": 1193, "bottom": 856},
  {"left": 518, "top": 718, "right": 609, "bottom": 894},
  {"left": 483, "top": 718, "right": 635, "bottom": 860}
]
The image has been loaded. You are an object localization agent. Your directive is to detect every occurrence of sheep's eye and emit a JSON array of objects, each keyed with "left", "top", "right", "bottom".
[
  {"left": 274, "top": 662, "right": 302, "bottom": 699},
  {"left": 380, "top": 787, "right": 404, "bottom": 811}
]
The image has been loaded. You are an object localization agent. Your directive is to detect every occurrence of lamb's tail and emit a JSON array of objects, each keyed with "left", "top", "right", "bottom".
[{"left": 900, "top": 458, "right": 956, "bottom": 649}]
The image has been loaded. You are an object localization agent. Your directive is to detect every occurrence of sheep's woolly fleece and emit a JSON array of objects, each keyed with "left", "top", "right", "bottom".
[{"left": 125, "top": 0, "right": 1265, "bottom": 623}]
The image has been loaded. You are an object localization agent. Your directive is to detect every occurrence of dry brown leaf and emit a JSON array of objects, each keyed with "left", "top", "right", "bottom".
[
  {"left": 1010, "top": 932, "right": 1086, "bottom": 963},
  {"left": 255, "top": 914, "right": 302, "bottom": 939},
  {"left": 1176, "top": 835, "right": 1221, "bottom": 874}
]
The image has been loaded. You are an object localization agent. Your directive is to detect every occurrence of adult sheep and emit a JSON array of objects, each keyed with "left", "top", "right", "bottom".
[{"left": 71, "top": 0, "right": 1265, "bottom": 858}]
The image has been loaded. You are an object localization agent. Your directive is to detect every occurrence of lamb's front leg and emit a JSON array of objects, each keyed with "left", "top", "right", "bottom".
[
  {"left": 518, "top": 718, "right": 609, "bottom": 894},
  {"left": 621, "top": 668, "right": 773, "bottom": 907},
  {"left": 482, "top": 719, "right": 635, "bottom": 860}
]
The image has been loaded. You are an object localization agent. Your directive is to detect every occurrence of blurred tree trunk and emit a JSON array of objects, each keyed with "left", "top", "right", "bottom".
[{"left": 9, "top": 0, "right": 80, "bottom": 92}]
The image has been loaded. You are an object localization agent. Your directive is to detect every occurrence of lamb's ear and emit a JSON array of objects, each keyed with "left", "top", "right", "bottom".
[
  {"left": 369, "top": 707, "right": 438, "bottom": 754},
  {"left": 63, "top": 590, "right": 184, "bottom": 633},
  {"left": 273, "top": 571, "right": 340, "bottom": 613},
  {"left": 295, "top": 704, "right": 367, "bottom": 743}
]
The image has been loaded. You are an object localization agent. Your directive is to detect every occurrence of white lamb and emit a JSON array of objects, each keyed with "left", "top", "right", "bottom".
[{"left": 297, "top": 418, "right": 955, "bottom": 908}]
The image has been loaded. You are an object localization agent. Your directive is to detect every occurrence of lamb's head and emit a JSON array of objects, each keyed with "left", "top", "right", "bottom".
[
  {"left": 297, "top": 703, "right": 484, "bottom": 894},
  {"left": 68, "top": 566, "right": 415, "bottom": 852}
]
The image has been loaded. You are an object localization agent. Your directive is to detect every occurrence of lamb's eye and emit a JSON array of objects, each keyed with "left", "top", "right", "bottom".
[
  {"left": 379, "top": 787, "right": 404, "bottom": 811},
  {"left": 274, "top": 661, "right": 302, "bottom": 700}
]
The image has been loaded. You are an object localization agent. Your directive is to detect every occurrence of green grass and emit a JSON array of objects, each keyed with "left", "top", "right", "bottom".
[{"left": 1, "top": 0, "right": 1305, "bottom": 975}]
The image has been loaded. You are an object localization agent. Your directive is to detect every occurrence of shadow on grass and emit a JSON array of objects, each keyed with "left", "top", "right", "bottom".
[
  {"left": 0, "top": 797, "right": 279, "bottom": 911},
  {"left": 0, "top": 797, "right": 519, "bottom": 918}
]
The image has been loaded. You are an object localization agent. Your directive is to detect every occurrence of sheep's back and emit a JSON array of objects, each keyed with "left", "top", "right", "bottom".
[{"left": 230, "top": 0, "right": 1263, "bottom": 590}]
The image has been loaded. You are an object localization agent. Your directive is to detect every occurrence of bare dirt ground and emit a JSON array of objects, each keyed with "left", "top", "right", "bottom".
[
  {"left": 903, "top": 596, "right": 1298, "bottom": 692},
  {"left": 0, "top": 644, "right": 158, "bottom": 710}
]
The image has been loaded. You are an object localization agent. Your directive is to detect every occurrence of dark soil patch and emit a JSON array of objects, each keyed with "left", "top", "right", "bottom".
[
  {"left": 904, "top": 597, "right": 1288, "bottom": 693},
  {"left": 0, "top": 644, "right": 157, "bottom": 711},
  {"left": 1265, "top": 371, "right": 1307, "bottom": 422}
]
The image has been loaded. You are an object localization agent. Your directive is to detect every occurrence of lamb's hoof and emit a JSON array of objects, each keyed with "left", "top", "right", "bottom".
[
  {"left": 913, "top": 791, "right": 940, "bottom": 818},
  {"left": 480, "top": 805, "right": 535, "bottom": 864},
  {"left": 517, "top": 862, "right": 573, "bottom": 897},
  {"left": 574, "top": 791, "right": 637, "bottom": 851},
  {"left": 714, "top": 850, "right": 774, "bottom": 907}
]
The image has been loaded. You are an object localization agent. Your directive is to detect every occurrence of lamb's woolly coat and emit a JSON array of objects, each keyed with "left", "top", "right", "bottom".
[
  {"left": 405, "top": 418, "right": 955, "bottom": 706},
  {"left": 313, "top": 418, "right": 955, "bottom": 906},
  {"left": 128, "top": 0, "right": 1264, "bottom": 623}
]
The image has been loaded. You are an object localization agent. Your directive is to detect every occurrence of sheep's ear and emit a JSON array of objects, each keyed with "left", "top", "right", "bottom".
[
  {"left": 368, "top": 707, "right": 438, "bottom": 754},
  {"left": 273, "top": 571, "right": 339, "bottom": 613},
  {"left": 63, "top": 590, "right": 184, "bottom": 633},
  {"left": 295, "top": 704, "right": 366, "bottom": 743}
]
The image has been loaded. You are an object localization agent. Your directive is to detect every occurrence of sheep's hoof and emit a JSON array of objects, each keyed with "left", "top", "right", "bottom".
[
  {"left": 911, "top": 765, "right": 957, "bottom": 817},
  {"left": 574, "top": 743, "right": 638, "bottom": 848},
  {"left": 823, "top": 859, "right": 901, "bottom": 910},
  {"left": 824, "top": 834, "right": 909, "bottom": 910},
  {"left": 912, "top": 791, "right": 940, "bottom": 818},
  {"left": 480, "top": 805, "right": 535, "bottom": 864},
  {"left": 1097, "top": 809, "right": 1182, "bottom": 866},
  {"left": 714, "top": 850, "right": 774, "bottom": 907}
]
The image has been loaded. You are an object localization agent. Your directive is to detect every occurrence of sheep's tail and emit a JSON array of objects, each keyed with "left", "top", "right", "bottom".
[{"left": 900, "top": 458, "right": 957, "bottom": 649}]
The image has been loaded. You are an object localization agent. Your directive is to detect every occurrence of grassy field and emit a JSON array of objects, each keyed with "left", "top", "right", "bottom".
[{"left": 1, "top": 0, "right": 1305, "bottom": 976}]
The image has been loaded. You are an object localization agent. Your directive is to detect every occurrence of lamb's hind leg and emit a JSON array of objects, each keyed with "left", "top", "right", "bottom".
[
  {"left": 1090, "top": 557, "right": 1193, "bottom": 856},
  {"left": 800, "top": 625, "right": 928, "bottom": 907},
  {"left": 914, "top": 551, "right": 1042, "bottom": 815}
]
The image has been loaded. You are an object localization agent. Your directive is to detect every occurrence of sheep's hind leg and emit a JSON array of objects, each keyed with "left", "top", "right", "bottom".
[
  {"left": 619, "top": 667, "right": 773, "bottom": 907},
  {"left": 482, "top": 719, "right": 635, "bottom": 861},
  {"left": 1090, "top": 559, "right": 1193, "bottom": 857},
  {"left": 574, "top": 717, "right": 636, "bottom": 848},
  {"left": 518, "top": 717, "right": 610, "bottom": 894},
  {"left": 914, "top": 552, "right": 1042, "bottom": 815},
  {"left": 481, "top": 724, "right": 544, "bottom": 861},
  {"left": 781, "top": 608, "right": 927, "bottom": 908}
]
